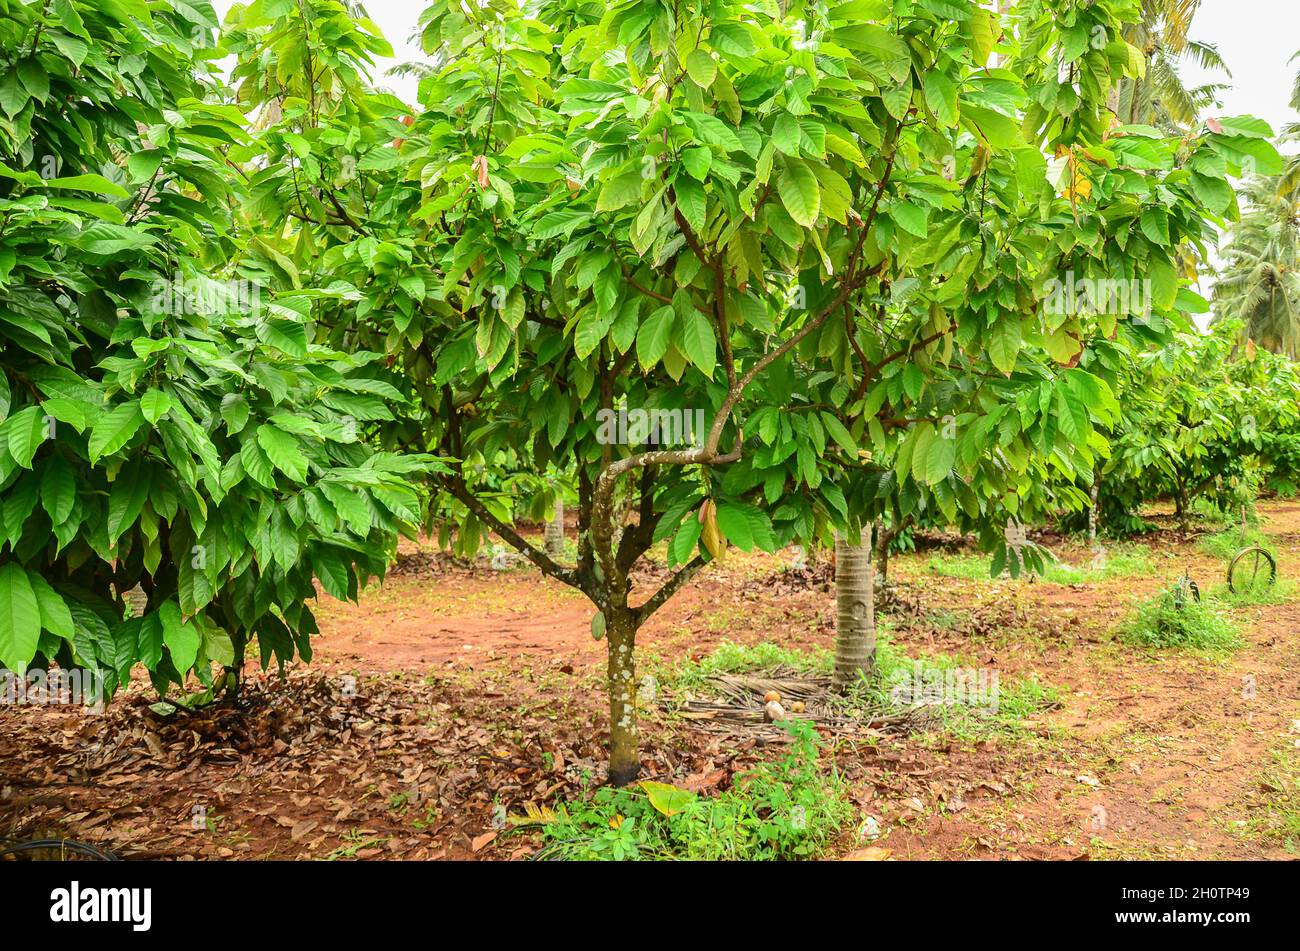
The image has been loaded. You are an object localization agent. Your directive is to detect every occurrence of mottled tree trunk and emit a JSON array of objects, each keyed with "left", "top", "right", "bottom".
[
  {"left": 544, "top": 495, "right": 564, "bottom": 556},
  {"left": 833, "top": 528, "right": 876, "bottom": 691},
  {"left": 605, "top": 607, "right": 640, "bottom": 785}
]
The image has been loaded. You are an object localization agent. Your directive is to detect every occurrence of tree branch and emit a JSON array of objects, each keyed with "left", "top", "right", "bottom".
[
  {"left": 635, "top": 554, "right": 706, "bottom": 623},
  {"left": 437, "top": 475, "right": 583, "bottom": 590}
]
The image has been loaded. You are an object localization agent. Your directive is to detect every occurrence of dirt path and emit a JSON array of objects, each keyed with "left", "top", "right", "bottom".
[{"left": 3, "top": 504, "right": 1298, "bottom": 859}]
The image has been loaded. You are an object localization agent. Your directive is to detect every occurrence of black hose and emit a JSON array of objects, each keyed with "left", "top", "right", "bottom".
[{"left": 0, "top": 838, "right": 120, "bottom": 861}]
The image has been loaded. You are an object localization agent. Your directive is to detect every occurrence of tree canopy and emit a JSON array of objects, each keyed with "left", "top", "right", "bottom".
[{"left": 0, "top": 0, "right": 1283, "bottom": 782}]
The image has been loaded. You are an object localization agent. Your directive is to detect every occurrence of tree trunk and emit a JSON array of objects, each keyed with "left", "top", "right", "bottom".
[
  {"left": 1088, "top": 479, "right": 1100, "bottom": 544},
  {"left": 605, "top": 607, "right": 640, "bottom": 785},
  {"left": 543, "top": 495, "right": 564, "bottom": 556},
  {"left": 833, "top": 528, "right": 876, "bottom": 691},
  {"left": 875, "top": 524, "right": 893, "bottom": 586}
]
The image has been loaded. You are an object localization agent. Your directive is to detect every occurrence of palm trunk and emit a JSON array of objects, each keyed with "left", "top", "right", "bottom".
[
  {"left": 544, "top": 495, "right": 564, "bottom": 556},
  {"left": 605, "top": 606, "right": 640, "bottom": 785},
  {"left": 833, "top": 528, "right": 876, "bottom": 691}
]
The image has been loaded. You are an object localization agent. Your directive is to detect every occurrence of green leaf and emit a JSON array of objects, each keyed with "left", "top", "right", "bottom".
[
  {"left": 597, "top": 169, "right": 643, "bottom": 211},
  {"left": 29, "top": 573, "right": 73, "bottom": 641},
  {"left": 220, "top": 393, "right": 250, "bottom": 434},
  {"left": 6, "top": 406, "right": 47, "bottom": 468},
  {"left": 140, "top": 388, "right": 173, "bottom": 424},
  {"left": 640, "top": 780, "right": 696, "bottom": 816},
  {"left": 679, "top": 309, "right": 717, "bottom": 377},
  {"left": 257, "top": 424, "right": 309, "bottom": 482},
  {"left": 820, "top": 412, "right": 857, "bottom": 454},
  {"left": 77, "top": 222, "right": 156, "bottom": 255},
  {"left": 1139, "top": 207, "right": 1169, "bottom": 246},
  {"left": 891, "top": 200, "right": 929, "bottom": 237},
  {"left": 313, "top": 546, "right": 351, "bottom": 600},
  {"left": 674, "top": 176, "right": 707, "bottom": 233},
  {"left": 637, "top": 306, "right": 675, "bottom": 370},
  {"left": 159, "top": 600, "right": 199, "bottom": 674},
  {"left": 960, "top": 104, "right": 1021, "bottom": 150},
  {"left": 240, "top": 437, "right": 277, "bottom": 488},
  {"left": 107, "top": 470, "right": 150, "bottom": 542},
  {"left": 0, "top": 562, "right": 40, "bottom": 670},
  {"left": 925, "top": 431, "right": 956, "bottom": 484},
  {"left": 43, "top": 173, "right": 129, "bottom": 199},
  {"left": 40, "top": 456, "right": 76, "bottom": 525},
  {"left": 681, "top": 146, "right": 712, "bottom": 181},
  {"left": 776, "top": 159, "right": 820, "bottom": 227},
  {"left": 923, "top": 71, "right": 958, "bottom": 126},
  {"left": 685, "top": 49, "right": 717, "bottom": 88},
  {"left": 832, "top": 24, "right": 911, "bottom": 82},
  {"left": 88, "top": 402, "right": 146, "bottom": 463},
  {"left": 772, "top": 113, "right": 801, "bottom": 156},
  {"left": 715, "top": 503, "right": 754, "bottom": 551},
  {"left": 987, "top": 319, "right": 1021, "bottom": 374}
]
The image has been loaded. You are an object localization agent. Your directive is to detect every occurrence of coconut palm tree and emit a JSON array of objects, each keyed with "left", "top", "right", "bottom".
[
  {"left": 1213, "top": 176, "right": 1300, "bottom": 359},
  {"left": 1274, "top": 51, "right": 1300, "bottom": 198},
  {"left": 1111, "top": 0, "right": 1229, "bottom": 131}
]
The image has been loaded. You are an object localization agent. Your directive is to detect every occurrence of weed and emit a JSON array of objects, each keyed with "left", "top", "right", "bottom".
[
  {"left": 660, "top": 634, "right": 1056, "bottom": 743},
  {"left": 323, "top": 829, "right": 389, "bottom": 861},
  {"left": 539, "top": 719, "right": 853, "bottom": 860},
  {"left": 1115, "top": 584, "right": 1242, "bottom": 652}
]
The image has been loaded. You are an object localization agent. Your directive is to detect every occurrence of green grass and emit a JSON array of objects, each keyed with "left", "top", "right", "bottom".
[
  {"left": 1209, "top": 577, "right": 1293, "bottom": 608},
  {"left": 1226, "top": 748, "right": 1300, "bottom": 853},
  {"left": 537, "top": 719, "right": 854, "bottom": 860},
  {"left": 924, "top": 545, "right": 1154, "bottom": 584},
  {"left": 923, "top": 553, "right": 998, "bottom": 580},
  {"left": 658, "top": 632, "right": 1058, "bottom": 742},
  {"left": 657, "top": 638, "right": 833, "bottom": 692},
  {"left": 1040, "top": 546, "right": 1155, "bottom": 583},
  {"left": 1197, "top": 526, "right": 1276, "bottom": 561},
  {"left": 1115, "top": 585, "right": 1243, "bottom": 652}
]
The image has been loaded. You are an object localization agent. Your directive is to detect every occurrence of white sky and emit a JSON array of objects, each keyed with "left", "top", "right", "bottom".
[{"left": 1180, "top": 0, "right": 1299, "bottom": 139}]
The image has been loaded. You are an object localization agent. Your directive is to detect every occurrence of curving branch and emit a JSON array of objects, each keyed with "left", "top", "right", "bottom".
[
  {"left": 635, "top": 554, "right": 707, "bottom": 623},
  {"left": 436, "top": 474, "right": 583, "bottom": 591}
]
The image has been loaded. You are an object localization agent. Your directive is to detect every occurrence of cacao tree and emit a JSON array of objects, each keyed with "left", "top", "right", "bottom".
[{"left": 0, "top": 0, "right": 429, "bottom": 698}]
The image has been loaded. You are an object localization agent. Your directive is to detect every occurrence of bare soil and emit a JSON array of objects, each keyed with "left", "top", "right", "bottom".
[{"left": 3, "top": 504, "right": 1298, "bottom": 860}]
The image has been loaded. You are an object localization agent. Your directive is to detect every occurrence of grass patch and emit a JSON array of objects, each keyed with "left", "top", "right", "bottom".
[
  {"left": 1225, "top": 747, "right": 1300, "bottom": 853},
  {"left": 1115, "top": 585, "right": 1242, "bottom": 652},
  {"left": 658, "top": 639, "right": 833, "bottom": 692},
  {"left": 659, "top": 632, "right": 1058, "bottom": 742},
  {"left": 864, "top": 632, "right": 1059, "bottom": 738},
  {"left": 1040, "top": 546, "right": 1155, "bottom": 583},
  {"left": 923, "top": 553, "right": 998, "bottom": 580},
  {"left": 924, "top": 545, "right": 1154, "bottom": 584},
  {"left": 1208, "top": 577, "right": 1293, "bottom": 608},
  {"left": 1197, "top": 526, "right": 1276, "bottom": 561},
  {"left": 537, "top": 719, "right": 853, "bottom": 860}
]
